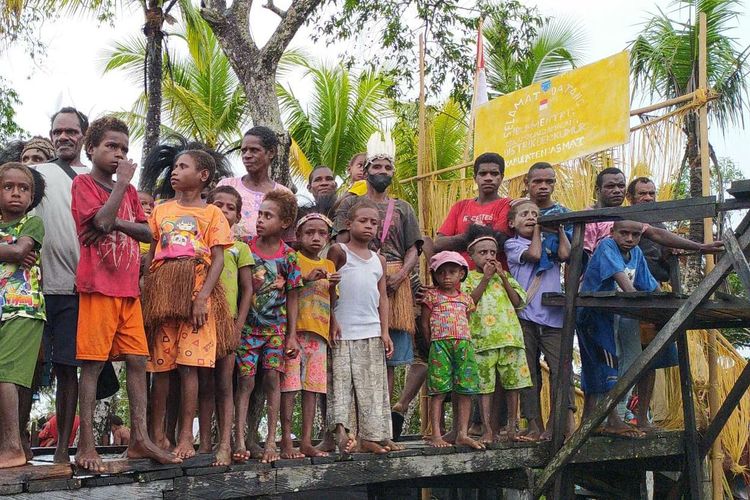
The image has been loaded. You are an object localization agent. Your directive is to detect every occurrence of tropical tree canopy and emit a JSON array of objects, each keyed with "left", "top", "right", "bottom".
[
  {"left": 484, "top": 11, "right": 586, "bottom": 96},
  {"left": 630, "top": 0, "right": 750, "bottom": 130},
  {"left": 278, "top": 61, "right": 392, "bottom": 183},
  {"left": 103, "top": 2, "right": 249, "bottom": 154}
]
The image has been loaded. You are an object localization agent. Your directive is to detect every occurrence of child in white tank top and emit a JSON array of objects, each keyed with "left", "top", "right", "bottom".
[{"left": 326, "top": 199, "right": 395, "bottom": 455}]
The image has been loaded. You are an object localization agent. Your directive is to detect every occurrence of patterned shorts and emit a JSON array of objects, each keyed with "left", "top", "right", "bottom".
[
  {"left": 475, "top": 346, "right": 533, "bottom": 394},
  {"left": 280, "top": 331, "right": 327, "bottom": 393},
  {"left": 427, "top": 339, "right": 479, "bottom": 395},
  {"left": 236, "top": 333, "right": 284, "bottom": 377}
]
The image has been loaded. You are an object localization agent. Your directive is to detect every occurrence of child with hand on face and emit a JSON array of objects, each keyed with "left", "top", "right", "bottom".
[
  {"left": 234, "top": 189, "right": 302, "bottom": 464},
  {"left": 504, "top": 200, "right": 574, "bottom": 442},
  {"left": 71, "top": 117, "right": 180, "bottom": 472},
  {"left": 279, "top": 212, "right": 340, "bottom": 459},
  {"left": 576, "top": 220, "right": 658, "bottom": 439},
  {"left": 464, "top": 223, "right": 532, "bottom": 444},
  {"left": 205, "top": 186, "right": 254, "bottom": 466},
  {"left": 142, "top": 150, "right": 234, "bottom": 460},
  {"left": 0, "top": 162, "right": 45, "bottom": 469},
  {"left": 326, "top": 199, "right": 394, "bottom": 455},
  {"left": 421, "top": 251, "right": 484, "bottom": 450}
]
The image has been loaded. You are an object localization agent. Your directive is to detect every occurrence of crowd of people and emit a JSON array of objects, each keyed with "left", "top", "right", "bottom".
[{"left": 0, "top": 106, "right": 724, "bottom": 471}]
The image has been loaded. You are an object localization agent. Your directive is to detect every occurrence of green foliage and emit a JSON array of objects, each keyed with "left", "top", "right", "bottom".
[
  {"left": 630, "top": 0, "right": 750, "bottom": 131},
  {"left": 103, "top": 2, "right": 249, "bottom": 153},
  {"left": 0, "top": 78, "right": 24, "bottom": 143},
  {"left": 277, "top": 61, "right": 392, "bottom": 182},
  {"left": 484, "top": 3, "right": 585, "bottom": 95}
]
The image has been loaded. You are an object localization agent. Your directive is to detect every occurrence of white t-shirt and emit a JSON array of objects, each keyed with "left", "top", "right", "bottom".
[
  {"left": 32, "top": 161, "right": 89, "bottom": 295},
  {"left": 334, "top": 244, "right": 383, "bottom": 340}
]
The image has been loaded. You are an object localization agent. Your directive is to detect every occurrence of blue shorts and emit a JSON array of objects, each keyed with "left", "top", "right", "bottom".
[
  {"left": 577, "top": 310, "right": 617, "bottom": 395},
  {"left": 651, "top": 341, "right": 679, "bottom": 369},
  {"left": 387, "top": 329, "right": 414, "bottom": 367}
]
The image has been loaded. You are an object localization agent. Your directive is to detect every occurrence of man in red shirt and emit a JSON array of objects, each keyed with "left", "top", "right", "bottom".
[{"left": 434, "top": 153, "right": 512, "bottom": 268}]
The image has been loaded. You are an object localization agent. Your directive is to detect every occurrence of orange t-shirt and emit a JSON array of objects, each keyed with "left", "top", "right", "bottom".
[{"left": 148, "top": 201, "right": 233, "bottom": 268}]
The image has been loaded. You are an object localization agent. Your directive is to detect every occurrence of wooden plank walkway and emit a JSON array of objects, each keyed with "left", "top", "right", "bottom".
[{"left": 1, "top": 432, "right": 685, "bottom": 498}]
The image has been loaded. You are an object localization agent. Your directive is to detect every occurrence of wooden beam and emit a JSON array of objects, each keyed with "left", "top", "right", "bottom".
[
  {"left": 538, "top": 196, "right": 717, "bottom": 226},
  {"left": 533, "top": 212, "right": 750, "bottom": 497},
  {"left": 630, "top": 92, "right": 698, "bottom": 116},
  {"left": 676, "top": 329, "right": 702, "bottom": 499},
  {"left": 549, "top": 222, "right": 585, "bottom": 499}
]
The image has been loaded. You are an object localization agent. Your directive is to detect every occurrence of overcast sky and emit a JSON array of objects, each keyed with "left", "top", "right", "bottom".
[{"left": 1, "top": 0, "right": 748, "bottom": 188}]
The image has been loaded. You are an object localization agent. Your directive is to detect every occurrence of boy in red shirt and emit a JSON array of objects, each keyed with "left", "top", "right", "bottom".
[{"left": 71, "top": 116, "right": 180, "bottom": 471}]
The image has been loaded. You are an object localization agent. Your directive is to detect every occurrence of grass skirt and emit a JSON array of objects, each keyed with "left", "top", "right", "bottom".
[{"left": 386, "top": 261, "right": 416, "bottom": 335}]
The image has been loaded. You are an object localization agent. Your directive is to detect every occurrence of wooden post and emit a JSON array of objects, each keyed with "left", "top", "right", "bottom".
[
  {"left": 677, "top": 329, "right": 702, "bottom": 499},
  {"left": 462, "top": 18, "right": 483, "bottom": 165},
  {"left": 549, "top": 222, "right": 585, "bottom": 499},
  {"left": 698, "top": 11, "right": 722, "bottom": 499}
]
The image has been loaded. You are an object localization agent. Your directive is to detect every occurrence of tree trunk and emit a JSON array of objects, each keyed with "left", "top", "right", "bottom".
[
  {"left": 684, "top": 113, "right": 704, "bottom": 293},
  {"left": 142, "top": 3, "right": 165, "bottom": 161},
  {"left": 243, "top": 71, "right": 292, "bottom": 187}
]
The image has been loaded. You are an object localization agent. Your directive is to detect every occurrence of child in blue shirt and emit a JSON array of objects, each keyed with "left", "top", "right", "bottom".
[{"left": 577, "top": 220, "right": 658, "bottom": 438}]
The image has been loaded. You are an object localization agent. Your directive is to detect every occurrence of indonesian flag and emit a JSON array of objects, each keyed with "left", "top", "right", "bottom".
[{"left": 474, "top": 21, "right": 489, "bottom": 107}]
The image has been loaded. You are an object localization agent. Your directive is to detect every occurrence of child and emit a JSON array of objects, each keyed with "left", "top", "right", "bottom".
[
  {"left": 234, "top": 189, "right": 302, "bottom": 463},
  {"left": 0, "top": 162, "right": 45, "bottom": 469},
  {"left": 464, "top": 224, "right": 532, "bottom": 443},
  {"left": 70, "top": 116, "right": 179, "bottom": 471},
  {"left": 111, "top": 415, "right": 131, "bottom": 446},
  {"left": 504, "top": 200, "right": 574, "bottom": 441},
  {"left": 205, "top": 186, "right": 254, "bottom": 466},
  {"left": 421, "top": 251, "right": 483, "bottom": 450},
  {"left": 577, "top": 220, "right": 658, "bottom": 438},
  {"left": 142, "top": 149, "right": 233, "bottom": 459},
  {"left": 280, "top": 212, "right": 339, "bottom": 459},
  {"left": 327, "top": 199, "right": 393, "bottom": 454}
]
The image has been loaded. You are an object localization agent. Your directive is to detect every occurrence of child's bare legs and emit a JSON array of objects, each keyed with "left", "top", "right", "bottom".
[
  {"left": 197, "top": 368, "right": 214, "bottom": 454},
  {"left": 442, "top": 400, "right": 458, "bottom": 443},
  {"left": 165, "top": 371, "right": 180, "bottom": 445},
  {"left": 213, "top": 355, "right": 234, "bottom": 466},
  {"left": 149, "top": 371, "right": 172, "bottom": 450},
  {"left": 316, "top": 394, "right": 335, "bottom": 452},
  {"left": 233, "top": 372, "right": 255, "bottom": 462},
  {"left": 478, "top": 393, "right": 495, "bottom": 444},
  {"left": 503, "top": 389, "right": 521, "bottom": 442},
  {"left": 17, "top": 385, "right": 34, "bottom": 461},
  {"left": 173, "top": 365, "right": 198, "bottom": 458},
  {"left": 123, "top": 355, "right": 181, "bottom": 465},
  {"left": 76, "top": 361, "right": 106, "bottom": 471},
  {"left": 300, "top": 391, "right": 326, "bottom": 457},
  {"left": 0, "top": 382, "right": 27, "bottom": 468},
  {"left": 426, "top": 393, "right": 450, "bottom": 447},
  {"left": 261, "top": 369, "right": 281, "bottom": 463},
  {"left": 245, "top": 373, "right": 265, "bottom": 458},
  {"left": 454, "top": 394, "right": 484, "bottom": 450},
  {"left": 53, "top": 363, "right": 78, "bottom": 464},
  {"left": 332, "top": 423, "right": 355, "bottom": 454},
  {"left": 280, "top": 391, "right": 303, "bottom": 459}
]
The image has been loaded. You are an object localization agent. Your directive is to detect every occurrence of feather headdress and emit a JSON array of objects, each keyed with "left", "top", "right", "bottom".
[{"left": 366, "top": 130, "right": 396, "bottom": 165}]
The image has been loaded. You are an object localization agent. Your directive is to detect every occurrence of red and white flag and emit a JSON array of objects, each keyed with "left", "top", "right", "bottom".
[{"left": 474, "top": 21, "right": 489, "bottom": 107}]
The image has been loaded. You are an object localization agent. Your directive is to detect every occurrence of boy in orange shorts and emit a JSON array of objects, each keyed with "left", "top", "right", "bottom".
[{"left": 71, "top": 116, "right": 180, "bottom": 472}]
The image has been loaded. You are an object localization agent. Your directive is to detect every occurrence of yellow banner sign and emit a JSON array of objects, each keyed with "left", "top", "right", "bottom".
[{"left": 474, "top": 51, "right": 630, "bottom": 180}]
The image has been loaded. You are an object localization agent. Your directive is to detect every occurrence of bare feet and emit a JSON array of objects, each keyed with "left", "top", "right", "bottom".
[
  {"left": 213, "top": 444, "right": 232, "bottom": 466},
  {"left": 598, "top": 425, "right": 645, "bottom": 439},
  {"left": 467, "top": 423, "right": 483, "bottom": 436},
  {"left": 280, "top": 438, "right": 304, "bottom": 459},
  {"left": 334, "top": 427, "right": 356, "bottom": 454},
  {"left": 247, "top": 442, "right": 264, "bottom": 460},
  {"left": 316, "top": 432, "right": 336, "bottom": 453},
  {"left": 52, "top": 448, "right": 71, "bottom": 464},
  {"left": 232, "top": 447, "right": 250, "bottom": 463},
  {"left": 455, "top": 435, "right": 485, "bottom": 450},
  {"left": 261, "top": 444, "right": 280, "bottom": 463},
  {"left": 539, "top": 429, "right": 552, "bottom": 441},
  {"left": 425, "top": 435, "right": 452, "bottom": 448},
  {"left": 300, "top": 443, "right": 328, "bottom": 457},
  {"left": 197, "top": 442, "right": 212, "bottom": 454},
  {"left": 637, "top": 422, "right": 661, "bottom": 434},
  {"left": 154, "top": 436, "right": 173, "bottom": 452},
  {"left": 479, "top": 431, "right": 495, "bottom": 445},
  {"left": 0, "top": 448, "right": 28, "bottom": 469},
  {"left": 127, "top": 439, "right": 182, "bottom": 465},
  {"left": 172, "top": 439, "right": 196, "bottom": 459},
  {"left": 75, "top": 447, "right": 105, "bottom": 472},
  {"left": 358, "top": 440, "right": 388, "bottom": 454},
  {"left": 442, "top": 429, "right": 456, "bottom": 444},
  {"left": 381, "top": 439, "right": 404, "bottom": 451}
]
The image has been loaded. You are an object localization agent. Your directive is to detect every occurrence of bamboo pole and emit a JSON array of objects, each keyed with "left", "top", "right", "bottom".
[
  {"left": 417, "top": 33, "right": 431, "bottom": 500},
  {"left": 462, "top": 18, "right": 483, "bottom": 166},
  {"left": 697, "top": 11, "right": 721, "bottom": 500},
  {"left": 630, "top": 91, "right": 698, "bottom": 116}
]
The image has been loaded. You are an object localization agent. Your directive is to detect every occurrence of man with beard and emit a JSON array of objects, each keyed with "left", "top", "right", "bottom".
[
  {"left": 30, "top": 107, "right": 89, "bottom": 464},
  {"left": 303, "top": 166, "right": 337, "bottom": 219},
  {"left": 333, "top": 133, "right": 420, "bottom": 449}
]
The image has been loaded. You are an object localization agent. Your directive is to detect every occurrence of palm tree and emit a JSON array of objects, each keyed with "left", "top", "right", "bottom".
[
  {"left": 484, "top": 16, "right": 586, "bottom": 96},
  {"left": 103, "top": 2, "right": 250, "bottom": 154},
  {"left": 630, "top": 0, "right": 749, "bottom": 244},
  {"left": 277, "top": 62, "right": 392, "bottom": 184}
]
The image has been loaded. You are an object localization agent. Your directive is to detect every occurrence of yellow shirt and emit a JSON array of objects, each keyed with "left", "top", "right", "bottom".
[
  {"left": 348, "top": 180, "right": 368, "bottom": 196},
  {"left": 296, "top": 252, "right": 336, "bottom": 340}
]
